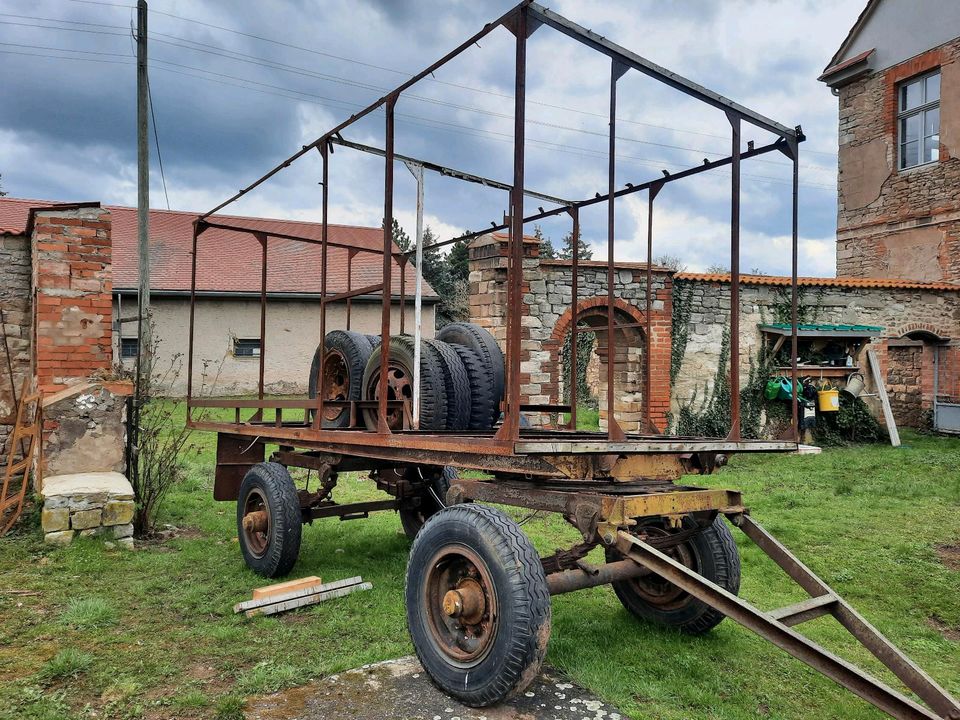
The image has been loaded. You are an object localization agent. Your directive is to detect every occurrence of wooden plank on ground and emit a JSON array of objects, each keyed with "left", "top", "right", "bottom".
[
  {"left": 245, "top": 581, "right": 372, "bottom": 618},
  {"left": 234, "top": 576, "right": 364, "bottom": 614},
  {"left": 866, "top": 348, "right": 901, "bottom": 447},
  {"left": 252, "top": 575, "right": 321, "bottom": 601}
]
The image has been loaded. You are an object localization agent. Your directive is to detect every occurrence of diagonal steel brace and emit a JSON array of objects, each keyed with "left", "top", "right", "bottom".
[{"left": 614, "top": 519, "right": 960, "bottom": 720}]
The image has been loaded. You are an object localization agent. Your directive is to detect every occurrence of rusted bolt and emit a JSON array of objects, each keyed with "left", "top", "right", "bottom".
[{"left": 442, "top": 590, "right": 464, "bottom": 617}]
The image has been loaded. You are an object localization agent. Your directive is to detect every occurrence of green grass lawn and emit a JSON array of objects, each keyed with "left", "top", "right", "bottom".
[{"left": 0, "top": 417, "right": 958, "bottom": 720}]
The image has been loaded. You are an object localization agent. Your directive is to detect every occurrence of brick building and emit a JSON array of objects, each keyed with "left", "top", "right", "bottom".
[{"left": 819, "top": 0, "right": 960, "bottom": 281}]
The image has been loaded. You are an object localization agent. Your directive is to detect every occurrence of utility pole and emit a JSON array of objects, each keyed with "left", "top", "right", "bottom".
[{"left": 135, "top": 0, "right": 151, "bottom": 395}]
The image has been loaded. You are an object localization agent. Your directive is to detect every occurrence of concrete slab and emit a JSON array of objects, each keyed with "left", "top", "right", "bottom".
[
  {"left": 245, "top": 656, "right": 628, "bottom": 720},
  {"left": 40, "top": 471, "right": 133, "bottom": 499}
]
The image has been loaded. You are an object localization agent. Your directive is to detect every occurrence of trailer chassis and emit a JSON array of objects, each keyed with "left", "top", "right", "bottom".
[{"left": 187, "top": 2, "right": 960, "bottom": 717}]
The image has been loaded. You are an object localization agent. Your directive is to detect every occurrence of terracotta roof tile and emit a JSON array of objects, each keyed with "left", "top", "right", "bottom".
[
  {"left": 0, "top": 197, "right": 436, "bottom": 297},
  {"left": 675, "top": 272, "right": 960, "bottom": 292}
]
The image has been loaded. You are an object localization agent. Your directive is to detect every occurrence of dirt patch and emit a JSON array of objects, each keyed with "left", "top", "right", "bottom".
[
  {"left": 935, "top": 544, "right": 960, "bottom": 571},
  {"left": 928, "top": 615, "right": 960, "bottom": 643},
  {"left": 139, "top": 525, "right": 204, "bottom": 548},
  {"left": 245, "top": 656, "right": 628, "bottom": 720}
]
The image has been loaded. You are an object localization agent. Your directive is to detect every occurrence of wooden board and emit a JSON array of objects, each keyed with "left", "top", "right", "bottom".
[
  {"left": 252, "top": 575, "right": 321, "bottom": 601},
  {"left": 866, "top": 348, "right": 900, "bottom": 448},
  {"left": 234, "top": 576, "right": 364, "bottom": 614},
  {"left": 245, "top": 581, "right": 372, "bottom": 618}
]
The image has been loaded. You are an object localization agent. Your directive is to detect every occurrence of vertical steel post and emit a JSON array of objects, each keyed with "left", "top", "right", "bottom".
[
  {"left": 727, "top": 113, "right": 742, "bottom": 441},
  {"left": 186, "top": 221, "right": 199, "bottom": 414},
  {"left": 790, "top": 139, "right": 800, "bottom": 441},
  {"left": 499, "top": 7, "right": 527, "bottom": 441},
  {"left": 346, "top": 249, "right": 355, "bottom": 331},
  {"left": 314, "top": 142, "right": 329, "bottom": 429},
  {"left": 257, "top": 233, "right": 267, "bottom": 404},
  {"left": 645, "top": 184, "right": 661, "bottom": 433},
  {"left": 399, "top": 256, "right": 406, "bottom": 335},
  {"left": 405, "top": 161, "right": 425, "bottom": 430},
  {"left": 606, "top": 60, "right": 627, "bottom": 441},
  {"left": 567, "top": 207, "right": 579, "bottom": 430},
  {"left": 377, "top": 98, "right": 397, "bottom": 433}
]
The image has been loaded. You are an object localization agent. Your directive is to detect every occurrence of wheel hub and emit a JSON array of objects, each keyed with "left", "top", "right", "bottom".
[
  {"left": 321, "top": 349, "right": 350, "bottom": 422},
  {"left": 425, "top": 547, "right": 497, "bottom": 665},
  {"left": 442, "top": 578, "right": 486, "bottom": 625},
  {"left": 365, "top": 362, "right": 413, "bottom": 430},
  {"left": 241, "top": 489, "right": 271, "bottom": 558}
]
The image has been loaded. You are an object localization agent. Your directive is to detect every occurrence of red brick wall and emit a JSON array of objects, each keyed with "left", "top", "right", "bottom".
[
  {"left": 32, "top": 208, "right": 113, "bottom": 392},
  {"left": 835, "top": 39, "right": 960, "bottom": 281}
]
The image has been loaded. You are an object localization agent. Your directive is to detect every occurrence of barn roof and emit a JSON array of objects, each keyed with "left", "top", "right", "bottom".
[{"left": 0, "top": 197, "right": 437, "bottom": 298}]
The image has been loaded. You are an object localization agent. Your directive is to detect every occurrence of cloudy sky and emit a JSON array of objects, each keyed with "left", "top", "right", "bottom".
[{"left": 0, "top": 0, "right": 863, "bottom": 276}]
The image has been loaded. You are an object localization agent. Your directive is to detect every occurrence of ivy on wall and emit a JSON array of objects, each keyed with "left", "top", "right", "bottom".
[
  {"left": 671, "top": 280, "right": 693, "bottom": 384},
  {"left": 560, "top": 325, "right": 596, "bottom": 404}
]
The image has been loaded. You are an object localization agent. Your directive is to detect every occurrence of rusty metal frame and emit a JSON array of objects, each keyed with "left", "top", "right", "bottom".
[
  {"left": 612, "top": 515, "right": 960, "bottom": 720},
  {"left": 186, "top": 0, "right": 803, "bottom": 449}
]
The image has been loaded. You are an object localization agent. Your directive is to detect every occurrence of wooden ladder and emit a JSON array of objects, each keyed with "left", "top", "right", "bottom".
[{"left": 0, "top": 378, "right": 42, "bottom": 537}]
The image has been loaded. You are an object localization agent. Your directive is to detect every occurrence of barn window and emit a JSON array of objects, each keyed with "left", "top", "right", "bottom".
[
  {"left": 233, "top": 338, "right": 261, "bottom": 357},
  {"left": 898, "top": 70, "right": 940, "bottom": 170},
  {"left": 120, "top": 337, "right": 139, "bottom": 358}
]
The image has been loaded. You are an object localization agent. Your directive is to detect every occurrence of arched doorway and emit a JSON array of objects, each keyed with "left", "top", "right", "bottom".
[{"left": 548, "top": 299, "right": 646, "bottom": 432}]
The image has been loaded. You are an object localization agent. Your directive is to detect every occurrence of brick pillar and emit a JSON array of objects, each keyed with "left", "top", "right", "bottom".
[{"left": 32, "top": 207, "right": 113, "bottom": 392}]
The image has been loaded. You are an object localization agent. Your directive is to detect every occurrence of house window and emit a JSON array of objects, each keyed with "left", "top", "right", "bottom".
[
  {"left": 233, "top": 338, "right": 261, "bottom": 357},
  {"left": 120, "top": 337, "right": 138, "bottom": 359},
  {"left": 898, "top": 70, "right": 940, "bottom": 170}
]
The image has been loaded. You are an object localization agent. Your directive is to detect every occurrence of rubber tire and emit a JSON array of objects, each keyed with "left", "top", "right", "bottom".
[
  {"left": 361, "top": 335, "right": 447, "bottom": 431},
  {"left": 398, "top": 466, "right": 458, "bottom": 539},
  {"left": 606, "top": 516, "right": 740, "bottom": 634},
  {"left": 308, "top": 330, "right": 374, "bottom": 428},
  {"left": 436, "top": 323, "right": 504, "bottom": 427},
  {"left": 426, "top": 340, "right": 471, "bottom": 431},
  {"left": 406, "top": 504, "right": 551, "bottom": 707},
  {"left": 237, "top": 462, "right": 302, "bottom": 578},
  {"left": 450, "top": 345, "right": 497, "bottom": 431},
  {"left": 365, "top": 334, "right": 382, "bottom": 349}
]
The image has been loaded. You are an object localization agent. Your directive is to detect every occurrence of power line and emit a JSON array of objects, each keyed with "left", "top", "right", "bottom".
[
  {"left": 147, "top": 77, "right": 170, "bottom": 209},
  {"left": 55, "top": 1, "right": 839, "bottom": 159},
  {"left": 0, "top": 42, "right": 834, "bottom": 190}
]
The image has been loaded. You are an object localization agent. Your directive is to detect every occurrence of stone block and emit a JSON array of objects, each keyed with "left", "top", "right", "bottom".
[
  {"left": 71, "top": 508, "right": 102, "bottom": 530},
  {"left": 117, "top": 537, "right": 135, "bottom": 550},
  {"left": 41, "top": 507, "right": 70, "bottom": 532},
  {"left": 111, "top": 523, "right": 134, "bottom": 539},
  {"left": 44, "top": 530, "right": 75, "bottom": 546},
  {"left": 102, "top": 500, "right": 135, "bottom": 526},
  {"left": 79, "top": 527, "right": 104, "bottom": 538}
]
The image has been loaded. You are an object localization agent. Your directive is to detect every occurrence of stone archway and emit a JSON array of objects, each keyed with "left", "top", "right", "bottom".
[
  {"left": 886, "top": 323, "right": 951, "bottom": 427},
  {"left": 547, "top": 298, "right": 647, "bottom": 431}
]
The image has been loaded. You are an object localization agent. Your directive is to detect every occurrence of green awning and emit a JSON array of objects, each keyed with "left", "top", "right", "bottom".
[{"left": 759, "top": 323, "right": 883, "bottom": 338}]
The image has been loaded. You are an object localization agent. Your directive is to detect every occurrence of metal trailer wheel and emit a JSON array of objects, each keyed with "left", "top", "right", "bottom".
[
  {"left": 605, "top": 515, "right": 741, "bottom": 634},
  {"left": 308, "top": 330, "right": 374, "bottom": 428},
  {"left": 406, "top": 504, "right": 551, "bottom": 707},
  {"left": 362, "top": 335, "right": 448, "bottom": 431},
  {"left": 398, "top": 466, "right": 458, "bottom": 539},
  {"left": 237, "top": 462, "right": 302, "bottom": 578}
]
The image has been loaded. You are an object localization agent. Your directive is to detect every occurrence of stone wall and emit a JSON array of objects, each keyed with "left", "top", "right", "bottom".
[
  {"left": 0, "top": 233, "right": 32, "bottom": 455},
  {"left": 673, "top": 274, "right": 960, "bottom": 429},
  {"left": 835, "top": 39, "right": 960, "bottom": 281},
  {"left": 33, "top": 206, "right": 113, "bottom": 393},
  {"left": 468, "top": 233, "right": 673, "bottom": 431}
]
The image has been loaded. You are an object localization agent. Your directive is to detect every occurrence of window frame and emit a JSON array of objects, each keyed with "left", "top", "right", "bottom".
[
  {"left": 119, "top": 337, "right": 139, "bottom": 359},
  {"left": 897, "top": 69, "right": 940, "bottom": 171},
  {"left": 233, "top": 338, "right": 262, "bottom": 358}
]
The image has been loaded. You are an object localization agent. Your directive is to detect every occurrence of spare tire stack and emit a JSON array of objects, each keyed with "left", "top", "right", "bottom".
[{"left": 308, "top": 323, "right": 504, "bottom": 432}]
